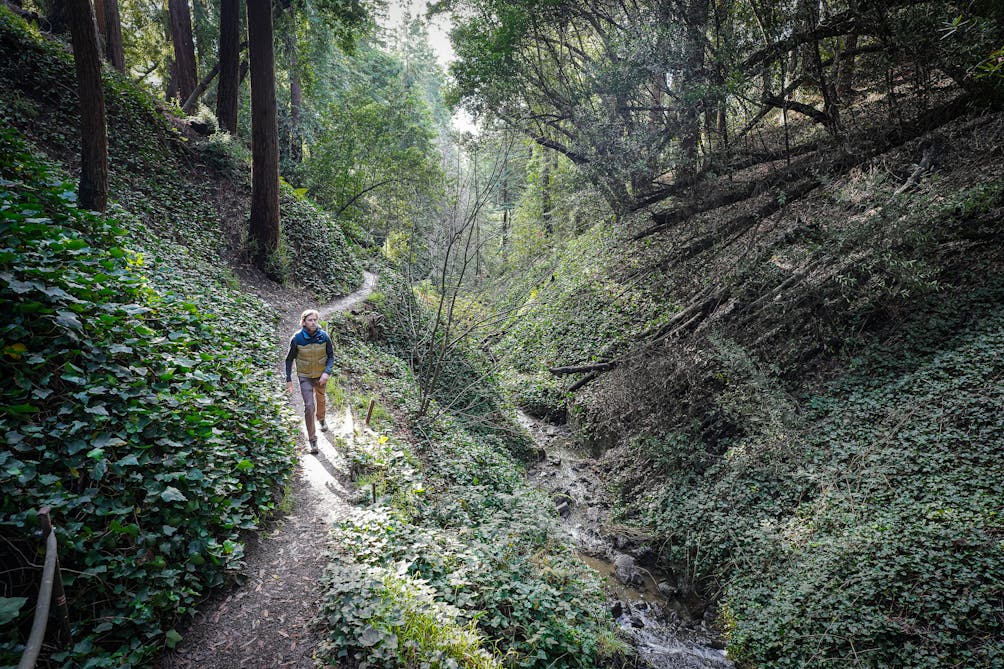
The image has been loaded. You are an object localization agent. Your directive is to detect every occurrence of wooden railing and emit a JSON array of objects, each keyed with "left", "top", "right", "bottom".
[{"left": 17, "top": 507, "right": 71, "bottom": 669}]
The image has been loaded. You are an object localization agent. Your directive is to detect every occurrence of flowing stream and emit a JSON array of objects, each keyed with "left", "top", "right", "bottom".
[{"left": 517, "top": 412, "right": 733, "bottom": 669}]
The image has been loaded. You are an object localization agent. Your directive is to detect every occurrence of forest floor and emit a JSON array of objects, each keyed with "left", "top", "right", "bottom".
[{"left": 156, "top": 271, "right": 378, "bottom": 669}]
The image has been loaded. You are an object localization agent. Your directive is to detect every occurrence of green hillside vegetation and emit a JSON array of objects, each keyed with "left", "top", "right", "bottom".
[
  {"left": 487, "top": 68, "right": 1004, "bottom": 669},
  {"left": 313, "top": 283, "right": 624, "bottom": 667},
  {"left": 0, "top": 8, "right": 360, "bottom": 664},
  {"left": 0, "top": 7, "right": 622, "bottom": 668},
  {"left": 2, "top": 0, "right": 1003, "bottom": 668}
]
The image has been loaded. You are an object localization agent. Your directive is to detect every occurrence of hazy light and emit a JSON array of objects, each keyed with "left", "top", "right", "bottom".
[{"left": 381, "top": 0, "right": 478, "bottom": 134}]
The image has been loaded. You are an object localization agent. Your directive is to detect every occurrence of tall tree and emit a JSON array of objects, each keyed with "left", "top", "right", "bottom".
[
  {"left": 679, "top": 0, "right": 710, "bottom": 182},
  {"left": 247, "top": 0, "right": 280, "bottom": 269},
  {"left": 169, "top": 0, "right": 198, "bottom": 103},
  {"left": 287, "top": 13, "right": 303, "bottom": 164},
  {"left": 45, "top": 0, "right": 69, "bottom": 34},
  {"left": 65, "top": 0, "right": 108, "bottom": 211},
  {"left": 103, "top": 0, "right": 125, "bottom": 71},
  {"left": 217, "top": 0, "right": 241, "bottom": 133}
]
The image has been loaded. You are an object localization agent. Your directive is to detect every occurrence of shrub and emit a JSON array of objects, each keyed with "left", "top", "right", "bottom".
[{"left": 0, "top": 128, "right": 297, "bottom": 667}]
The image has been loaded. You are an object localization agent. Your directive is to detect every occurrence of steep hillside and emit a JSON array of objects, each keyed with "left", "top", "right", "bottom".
[
  {"left": 496, "top": 72, "right": 1004, "bottom": 666},
  {"left": 0, "top": 8, "right": 361, "bottom": 299},
  {"left": 0, "top": 8, "right": 364, "bottom": 665}
]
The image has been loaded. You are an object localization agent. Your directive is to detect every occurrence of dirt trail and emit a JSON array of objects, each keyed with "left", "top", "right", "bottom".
[{"left": 157, "top": 271, "right": 378, "bottom": 669}]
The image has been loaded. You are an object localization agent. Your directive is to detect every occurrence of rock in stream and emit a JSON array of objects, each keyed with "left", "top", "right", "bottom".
[{"left": 518, "top": 411, "right": 733, "bottom": 669}]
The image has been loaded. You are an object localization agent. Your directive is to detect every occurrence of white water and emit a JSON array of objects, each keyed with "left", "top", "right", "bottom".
[{"left": 518, "top": 411, "right": 733, "bottom": 669}]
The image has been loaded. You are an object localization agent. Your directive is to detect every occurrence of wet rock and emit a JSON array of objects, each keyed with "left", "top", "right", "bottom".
[
  {"left": 614, "top": 553, "right": 644, "bottom": 587},
  {"left": 658, "top": 580, "right": 679, "bottom": 598},
  {"left": 611, "top": 600, "right": 624, "bottom": 619}
]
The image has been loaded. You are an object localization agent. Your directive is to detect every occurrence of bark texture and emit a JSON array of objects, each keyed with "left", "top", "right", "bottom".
[
  {"left": 216, "top": 0, "right": 240, "bottom": 134},
  {"left": 169, "top": 0, "right": 197, "bottom": 103},
  {"left": 247, "top": 0, "right": 280, "bottom": 268},
  {"left": 103, "top": 0, "right": 125, "bottom": 71},
  {"left": 66, "top": 0, "right": 108, "bottom": 212}
]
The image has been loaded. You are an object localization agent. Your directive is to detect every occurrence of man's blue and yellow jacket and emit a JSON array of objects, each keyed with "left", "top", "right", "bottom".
[{"left": 284, "top": 327, "right": 334, "bottom": 381}]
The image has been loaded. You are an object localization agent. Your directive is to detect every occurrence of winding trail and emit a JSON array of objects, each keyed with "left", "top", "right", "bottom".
[{"left": 157, "top": 271, "right": 378, "bottom": 669}]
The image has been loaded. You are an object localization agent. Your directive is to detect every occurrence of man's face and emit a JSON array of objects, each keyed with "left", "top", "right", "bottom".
[{"left": 304, "top": 314, "right": 319, "bottom": 333}]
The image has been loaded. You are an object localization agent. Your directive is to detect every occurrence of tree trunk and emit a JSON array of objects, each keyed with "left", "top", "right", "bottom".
[
  {"left": 501, "top": 179, "right": 510, "bottom": 266},
  {"left": 247, "top": 0, "right": 281, "bottom": 270},
  {"left": 679, "top": 0, "right": 709, "bottom": 183},
  {"left": 216, "top": 0, "right": 240, "bottom": 134},
  {"left": 166, "top": 59, "right": 179, "bottom": 102},
  {"left": 92, "top": 0, "right": 105, "bottom": 47},
  {"left": 46, "top": 0, "right": 68, "bottom": 34},
  {"left": 836, "top": 33, "right": 858, "bottom": 100},
  {"left": 66, "top": 0, "right": 108, "bottom": 212},
  {"left": 541, "top": 147, "right": 553, "bottom": 235},
  {"left": 795, "top": 0, "right": 815, "bottom": 82},
  {"left": 169, "top": 0, "right": 197, "bottom": 104},
  {"left": 289, "top": 34, "right": 303, "bottom": 163},
  {"left": 103, "top": 0, "right": 125, "bottom": 71}
]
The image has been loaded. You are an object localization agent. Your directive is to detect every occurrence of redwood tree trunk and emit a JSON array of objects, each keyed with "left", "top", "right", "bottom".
[
  {"left": 169, "top": 0, "right": 197, "bottom": 104},
  {"left": 66, "top": 0, "right": 108, "bottom": 212},
  {"left": 289, "top": 39, "right": 303, "bottom": 163},
  {"left": 216, "top": 0, "right": 240, "bottom": 134},
  {"left": 103, "top": 0, "right": 125, "bottom": 71},
  {"left": 247, "top": 0, "right": 280, "bottom": 269},
  {"left": 46, "top": 0, "right": 68, "bottom": 34},
  {"left": 92, "top": 0, "right": 105, "bottom": 47}
]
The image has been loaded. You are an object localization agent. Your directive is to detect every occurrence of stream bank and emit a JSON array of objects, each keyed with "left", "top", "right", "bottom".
[{"left": 518, "top": 412, "right": 733, "bottom": 669}]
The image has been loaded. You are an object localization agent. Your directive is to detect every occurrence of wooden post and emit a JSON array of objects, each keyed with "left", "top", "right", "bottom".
[
  {"left": 370, "top": 483, "right": 376, "bottom": 504},
  {"left": 38, "top": 508, "right": 72, "bottom": 645},
  {"left": 365, "top": 399, "right": 375, "bottom": 426}
]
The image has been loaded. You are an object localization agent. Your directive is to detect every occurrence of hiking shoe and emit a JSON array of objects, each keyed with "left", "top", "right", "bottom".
[
  {"left": 308, "top": 440, "right": 319, "bottom": 454},
  {"left": 319, "top": 419, "right": 329, "bottom": 432}
]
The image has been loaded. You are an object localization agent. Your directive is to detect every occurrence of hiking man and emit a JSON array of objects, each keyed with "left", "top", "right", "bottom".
[{"left": 285, "top": 309, "right": 334, "bottom": 454}]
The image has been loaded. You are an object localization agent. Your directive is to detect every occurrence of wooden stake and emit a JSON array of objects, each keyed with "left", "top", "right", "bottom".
[
  {"left": 365, "top": 399, "right": 375, "bottom": 426},
  {"left": 38, "top": 508, "right": 72, "bottom": 646}
]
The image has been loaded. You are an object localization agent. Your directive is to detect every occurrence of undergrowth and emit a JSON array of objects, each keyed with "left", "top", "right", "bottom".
[
  {"left": 0, "top": 126, "right": 297, "bottom": 665},
  {"left": 486, "top": 106, "right": 1004, "bottom": 666},
  {"left": 314, "top": 293, "right": 626, "bottom": 668},
  {"left": 0, "top": 6, "right": 362, "bottom": 301}
]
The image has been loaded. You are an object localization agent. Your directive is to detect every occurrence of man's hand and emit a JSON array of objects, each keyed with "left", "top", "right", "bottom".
[
  {"left": 318, "top": 373, "right": 329, "bottom": 386},
  {"left": 286, "top": 381, "right": 294, "bottom": 394}
]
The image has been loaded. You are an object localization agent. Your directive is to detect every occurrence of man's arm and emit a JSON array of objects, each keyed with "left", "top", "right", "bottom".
[
  {"left": 323, "top": 335, "right": 334, "bottom": 376},
  {"left": 284, "top": 336, "right": 297, "bottom": 382}
]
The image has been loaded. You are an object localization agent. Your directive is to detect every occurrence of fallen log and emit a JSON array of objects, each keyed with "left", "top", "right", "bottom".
[{"left": 548, "top": 361, "right": 617, "bottom": 375}]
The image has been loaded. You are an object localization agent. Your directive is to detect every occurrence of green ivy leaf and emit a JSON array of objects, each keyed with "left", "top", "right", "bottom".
[
  {"left": 160, "top": 487, "right": 187, "bottom": 503},
  {"left": 164, "top": 629, "right": 182, "bottom": 649},
  {"left": 0, "top": 597, "right": 28, "bottom": 625}
]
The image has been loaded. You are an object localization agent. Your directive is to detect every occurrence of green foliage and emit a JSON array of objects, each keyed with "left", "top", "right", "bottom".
[
  {"left": 315, "top": 315, "right": 625, "bottom": 668},
  {"left": 492, "top": 221, "right": 675, "bottom": 398},
  {"left": 319, "top": 536, "right": 504, "bottom": 669},
  {"left": 615, "top": 285, "right": 1004, "bottom": 668},
  {"left": 201, "top": 131, "right": 253, "bottom": 183},
  {"left": 0, "top": 7, "right": 364, "bottom": 305},
  {"left": 293, "top": 41, "right": 444, "bottom": 253},
  {"left": 0, "top": 128, "right": 296, "bottom": 666},
  {"left": 277, "top": 182, "right": 362, "bottom": 299}
]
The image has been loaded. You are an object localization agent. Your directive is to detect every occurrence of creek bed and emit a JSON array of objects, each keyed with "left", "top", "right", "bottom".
[{"left": 518, "top": 411, "right": 733, "bottom": 669}]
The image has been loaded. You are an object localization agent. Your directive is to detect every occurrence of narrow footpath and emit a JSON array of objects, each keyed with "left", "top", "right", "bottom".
[{"left": 157, "top": 271, "right": 378, "bottom": 669}]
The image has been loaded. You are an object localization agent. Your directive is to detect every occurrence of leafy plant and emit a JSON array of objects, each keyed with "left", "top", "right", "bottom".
[{"left": 0, "top": 126, "right": 297, "bottom": 666}]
